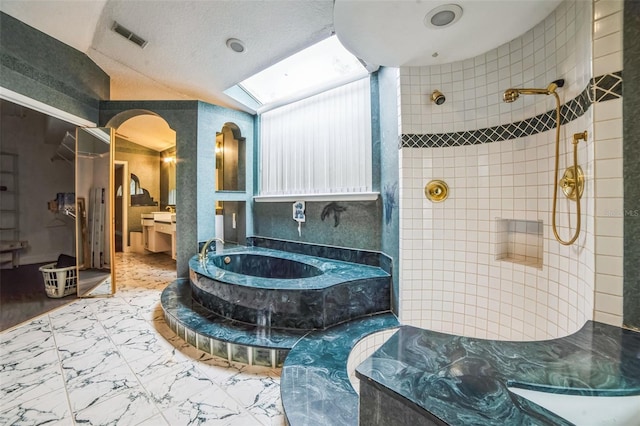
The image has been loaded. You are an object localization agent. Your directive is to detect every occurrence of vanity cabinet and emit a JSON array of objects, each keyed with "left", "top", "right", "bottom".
[{"left": 141, "top": 213, "right": 176, "bottom": 258}]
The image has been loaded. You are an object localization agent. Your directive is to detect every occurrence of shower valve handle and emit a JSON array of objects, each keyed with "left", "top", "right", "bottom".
[{"left": 560, "top": 176, "right": 575, "bottom": 191}]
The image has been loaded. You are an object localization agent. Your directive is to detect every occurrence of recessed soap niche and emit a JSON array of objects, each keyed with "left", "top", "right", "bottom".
[{"left": 495, "top": 218, "right": 543, "bottom": 269}]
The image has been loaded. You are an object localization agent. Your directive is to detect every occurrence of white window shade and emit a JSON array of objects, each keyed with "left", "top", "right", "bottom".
[{"left": 259, "top": 77, "right": 373, "bottom": 199}]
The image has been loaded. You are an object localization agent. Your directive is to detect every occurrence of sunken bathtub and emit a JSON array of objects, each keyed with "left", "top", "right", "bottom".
[{"left": 189, "top": 245, "right": 391, "bottom": 330}]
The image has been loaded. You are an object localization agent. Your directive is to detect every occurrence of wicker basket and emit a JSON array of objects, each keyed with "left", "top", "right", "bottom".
[{"left": 39, "top": 263, "right": 77, "bottom": 298}]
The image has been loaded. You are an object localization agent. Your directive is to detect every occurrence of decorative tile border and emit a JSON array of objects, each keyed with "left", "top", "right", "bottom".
[
  {"left": 401, "top": 72, "right": 623, "bottom": 148},
  {"left": 592, "top": 71, "right": 623, "bottom": 102}
]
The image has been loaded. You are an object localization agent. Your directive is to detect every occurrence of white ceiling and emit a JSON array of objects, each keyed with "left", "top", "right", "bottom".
[
  {"left": 1, "top": 0, "right": 561, "bottom": 113},
  {"left": 334, "top": 0, "right": 562, "bottom": 67}
]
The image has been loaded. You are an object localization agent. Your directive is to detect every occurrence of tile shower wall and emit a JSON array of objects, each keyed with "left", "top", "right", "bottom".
[{"left": 399, "top": 0, "right": 596, "bottom": 340}]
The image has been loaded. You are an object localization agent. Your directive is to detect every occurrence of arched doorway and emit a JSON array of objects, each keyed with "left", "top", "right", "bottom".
[{"left": 106, "top": 111, "right": 177, "bottom": 268}]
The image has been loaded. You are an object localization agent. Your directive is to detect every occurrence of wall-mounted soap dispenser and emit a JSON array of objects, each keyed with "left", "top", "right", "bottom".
[{"left": 293, "top": 201, "right": 305, "bottom": 237}]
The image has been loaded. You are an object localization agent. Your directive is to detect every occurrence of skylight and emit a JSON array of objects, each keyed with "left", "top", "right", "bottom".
[{"left": 235, "top": 35, "right": 368, "bottom": 108}]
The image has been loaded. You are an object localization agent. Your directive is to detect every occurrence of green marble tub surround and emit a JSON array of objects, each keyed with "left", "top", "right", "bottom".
[
  {"left": 190, "top": 244, "right": 391, "bottom": 330},
  {"left": 356, "top": 321, "right": 640, "bottom": 425}
]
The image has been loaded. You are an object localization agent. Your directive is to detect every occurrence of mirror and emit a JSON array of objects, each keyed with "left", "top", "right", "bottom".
[
  {"left": 161, "top": 148, "right": 176, "bottom": 210},
  {"left": 75, "top": 127, "right": 115, "bottom": 297},
  {"left": 129, "top": 173, "right": 158, "bottom": 206},
  {"left": 215, "top": 123, "right": 245, "bottom": 192}
]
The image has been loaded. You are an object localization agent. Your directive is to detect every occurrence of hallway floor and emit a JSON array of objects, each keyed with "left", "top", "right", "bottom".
[{"left": 0, "top": 252, "right": 285, "bottom": 425}]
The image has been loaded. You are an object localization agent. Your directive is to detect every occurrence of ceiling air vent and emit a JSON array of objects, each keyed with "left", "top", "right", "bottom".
[{"left": 111, "top": 22, "right": 148, "bottom": 48}]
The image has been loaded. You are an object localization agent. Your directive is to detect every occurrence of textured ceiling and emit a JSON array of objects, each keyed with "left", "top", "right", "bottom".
[
  {"left": 2, "top": 0, "right": 561, "bottom": 114},
  {"left": 1, "top": 0, "right": 334, "bottom": 113}
]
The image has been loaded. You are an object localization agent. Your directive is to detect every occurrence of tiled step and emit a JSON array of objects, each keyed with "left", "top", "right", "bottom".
[
  {"left": 161, "top": 279, "right": 308, "bottom": 367},
  {"left": 280, "top": 312, "right": 400, "bottom": 426}
]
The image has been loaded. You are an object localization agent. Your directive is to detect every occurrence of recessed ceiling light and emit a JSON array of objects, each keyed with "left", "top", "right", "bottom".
[
  {"left": 424, "top": 4, "right": 463, "bottom": 29},
  {"left": 226, "top": 38, "right": 245, "bottom": 53}
]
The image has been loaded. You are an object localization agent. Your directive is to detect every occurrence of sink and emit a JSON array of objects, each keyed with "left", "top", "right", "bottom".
[
  {"left": 508, "top": 386, "right": 640, "bottom": 425},
  {"left": 152, "top": 212, "right": 173, "bottom": 222}
]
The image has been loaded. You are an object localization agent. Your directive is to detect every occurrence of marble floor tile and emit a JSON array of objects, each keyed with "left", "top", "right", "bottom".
[
  {"left": 161, "top": 385, "right": 260, "bottom": 426},
  {"left": 0, "top": 359, "right": 65, "bottom": 412},
  {"left": 0, "top": 318, "right": 54, "bottom": 358},
  {"left": 65, "top": 364, "right": 141, "bottom": 412},
  {"left": 73, "top": 387, "right": 160, "bottom": 426},
  {"left": 0, "top": 387, "right": 71, "bottom": 425},
  {"left": 0, "top": 252, "right": 286, "bottom": 425}
]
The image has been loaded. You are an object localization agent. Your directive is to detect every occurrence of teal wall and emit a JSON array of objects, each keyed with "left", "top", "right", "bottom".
[
  {"left": 251, "top": 75, "right": 385, "bottom": 253},
  {"left": 623, "top": 0, "right": 640, "bottom": 329},
  {"left": 100, "top": 101, "right": 199, "bottom": 278},
  {"left": 0, "top": 12, "right": 109, "bottom": 123},
  {"left": 197, "top": 101, "right": 255, "bottom": 242},
  {"left": 378, "top": 67, "right": 400, "bottom": 313},
  {"left": 0, "top": 10, "right": 398, "bottom": 285},
  {"left": 100, "top": 100, "right": 254, "bottom": 278},
  {"left": 253, "top": 200, "right": 382, "bottom": 251}
]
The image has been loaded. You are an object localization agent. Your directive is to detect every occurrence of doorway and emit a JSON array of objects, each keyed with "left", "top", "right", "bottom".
[{"left": 109, "top": 112, "right": 176, "bottom": 270}]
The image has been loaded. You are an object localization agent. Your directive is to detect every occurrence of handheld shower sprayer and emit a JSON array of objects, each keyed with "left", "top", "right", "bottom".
[{"left": 501, "top": 79, "right": 585, "bottom": 246}]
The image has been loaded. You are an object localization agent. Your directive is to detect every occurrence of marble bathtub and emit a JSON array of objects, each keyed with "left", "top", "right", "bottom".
[
  {"left": 189, "top": 244, "right": 391, "bottom": 330},
  {"left": 208, "top": 252, "right": 323, "bottom": 279}
]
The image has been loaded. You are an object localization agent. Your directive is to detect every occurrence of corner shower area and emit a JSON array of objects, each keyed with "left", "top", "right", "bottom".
[{"left": 398, "top": 0, "right": 597, "bottom": 340}]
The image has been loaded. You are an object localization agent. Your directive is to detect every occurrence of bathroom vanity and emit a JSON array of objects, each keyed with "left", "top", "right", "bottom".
[{"left": 141, "top": 212, "right": 176, "bottom": 259}]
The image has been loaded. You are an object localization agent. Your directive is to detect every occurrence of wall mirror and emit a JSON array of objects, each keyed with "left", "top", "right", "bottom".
[
  {"left": 75, "top": 127, "right": 115, "bottom": 297},
  {"left": 215, "top": 122, "right": 245, "bottom": 192}
]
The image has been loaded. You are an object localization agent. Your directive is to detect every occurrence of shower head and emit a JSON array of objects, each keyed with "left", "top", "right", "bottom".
[{"left": 503, "top": 79, "right": 565, "bottom": 103}]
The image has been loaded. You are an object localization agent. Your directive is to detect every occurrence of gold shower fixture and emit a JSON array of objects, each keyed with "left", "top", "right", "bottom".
[
  {"left": 425, "top": 180, "right": 449, "bottom": 202},
  {"left": 431, "top": 90, "right": 446, "bottom": 105},
  {"left": 560, "top": 131, "right": 588, "bottom": 201},
  {"left": 502, "top": 79, "right": 587, "bottom": 246},
  {"left": 560, "top": 165, "right": 584, "bottom": 201},
  {"left": 503, "top": 80, "right": 563, "bottom": 103}
]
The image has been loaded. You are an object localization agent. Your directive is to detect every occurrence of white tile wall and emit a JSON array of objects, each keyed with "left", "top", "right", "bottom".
[
  {"left": 592, "top": 0, "right": 624, "bottom": 327},
  {"left": 400, "top": 0, "right": 592, "bottom": 136},
  {"left": 398, "top": 0, "right": 599, "bottom": 340},
  {"left": 346, "top": 329, "right": 398, "bottom": 394}
]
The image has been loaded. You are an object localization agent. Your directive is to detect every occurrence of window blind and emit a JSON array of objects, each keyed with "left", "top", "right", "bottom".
[{"left": 259, "top": 77, "right": 372, "bottom": 196}]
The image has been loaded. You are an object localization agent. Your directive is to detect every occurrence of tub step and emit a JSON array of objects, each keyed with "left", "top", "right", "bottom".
[
  {"left": 161, "top": 279, "right": 308, "bottom": 367},
  {"left": 281, "top": 312, "right": 400, "bottom": 426}
]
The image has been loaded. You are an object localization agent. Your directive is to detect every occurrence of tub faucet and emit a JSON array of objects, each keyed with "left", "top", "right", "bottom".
[
  {"left": 199, "top": 237, "right": 225, "bottom": 264},
  {"left": 166, "top": 206, "right": 175, "bottom": 213}
]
